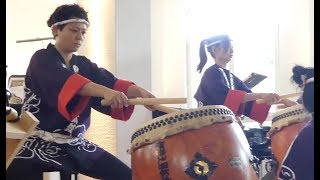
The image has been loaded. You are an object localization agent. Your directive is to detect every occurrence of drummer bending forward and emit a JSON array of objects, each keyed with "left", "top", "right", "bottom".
[{"left": 6, "top": 4, "right": 155, "bottom": 180}]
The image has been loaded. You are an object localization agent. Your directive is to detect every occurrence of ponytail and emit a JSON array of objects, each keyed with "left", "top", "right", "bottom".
[{"left": 197, "top": 40, "right": 207, "bottom": 73}]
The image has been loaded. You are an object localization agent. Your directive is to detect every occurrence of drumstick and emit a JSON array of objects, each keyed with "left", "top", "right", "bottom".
[
  {"left": 101, "top": 97, "right": 187, "bottom": 106},
  {"left": 276, "top": 104, "right": 287, "bottom": 109},
  {"left": 256, "top": 92, "right": 302, "bottom": 104},
  {"left": 152, "top": 104, "right": 179, "bottom": 113}
]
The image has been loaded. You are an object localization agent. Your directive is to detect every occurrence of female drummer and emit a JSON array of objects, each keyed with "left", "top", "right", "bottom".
[
  {"left": 6, "top": 4, "right": 154, "bottom": 180},
  {"left": 265, "top": 65, "right": 314, "bottom": 179},
  {"left": 278, "top": 67, "right": 314, "bottom": 180},
  {"left": 194, "top": 34, "right": 280, "bottom": 124}
]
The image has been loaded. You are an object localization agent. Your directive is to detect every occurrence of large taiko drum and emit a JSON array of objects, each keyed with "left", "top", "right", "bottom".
[
  {"left": 267, "top": 104, "right": 312, "bottom": 178},
  {"left": 131, "top": 105, "right": 258, "bottom": 180}
]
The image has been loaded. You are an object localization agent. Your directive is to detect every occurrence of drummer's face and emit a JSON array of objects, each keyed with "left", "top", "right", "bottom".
[
  {"left": 214, "top": 41, "right": 233, "bottom": 62},
  {"left": 54, "top": 22, "right": 88, "bottom": 53}
]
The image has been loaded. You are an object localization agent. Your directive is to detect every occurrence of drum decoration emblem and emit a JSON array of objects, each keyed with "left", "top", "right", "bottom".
[
  {"left": 73, "top": 65, "right": 79, "bottom": 73},
  {"left": 185, "top": 152, "right": 218, "bottom": 179}
]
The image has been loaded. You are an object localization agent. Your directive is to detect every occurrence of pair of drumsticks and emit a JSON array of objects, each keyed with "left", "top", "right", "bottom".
[{"left": 101, "top": 92, "right": 302, "bottom": 113}]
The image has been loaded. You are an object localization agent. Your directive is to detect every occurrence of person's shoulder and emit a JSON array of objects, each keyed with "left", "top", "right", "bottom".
[
  {"left": 26, "top": 49, "right": 51, "bottom": 68},
  {"left": 204, "top": 65, "right": 222, "bottom": 76},
  {"left": 32, "top": 48, "right": 47, "bottom": 57},
  {"left": 230, "top": 72, "right": 242, "bottom": 81},
  {"left": 75, "top": 54, "right": 90, "bottom": 62},
  {"left": 29, "top": 49, "right": 49, "bottom": 64},
  {"left": 74, "top": 55, "right": 93, "bottom": 66}
]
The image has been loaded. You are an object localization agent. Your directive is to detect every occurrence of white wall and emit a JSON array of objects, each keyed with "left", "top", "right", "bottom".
[
  {"left": 275, "top": 0, "right": 314, "bottom": 95},
  {"left": 150, "top": 0, "right": 188, "bottom": 103},
  {"left": 115, "top": 0, "right": 152, "bottom": 167}
]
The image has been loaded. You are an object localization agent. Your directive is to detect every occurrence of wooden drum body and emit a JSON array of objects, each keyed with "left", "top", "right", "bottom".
[
  {"left": 267, "top": 104, "right": 312, "bottom": 178},
  {"left": 131, "top": 105, "right": 257, "bottom": 180}
]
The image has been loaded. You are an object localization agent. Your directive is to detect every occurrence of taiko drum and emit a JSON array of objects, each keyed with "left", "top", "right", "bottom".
[
  {"left": 267, "top": 104, "right": 312, "bottom": 178},
  {"left": 131, "top": 105, "right": 258, "bottom": 180}
]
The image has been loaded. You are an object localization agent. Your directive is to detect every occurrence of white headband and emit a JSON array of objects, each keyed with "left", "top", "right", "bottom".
[
  {"left": 305, "top": 77, "right": 314, "bottom": 84},
  {"left": 50, "top": 18, "right": 89, "bottom": 28},
  {"left": 206, "top": 40, "right": 222, "bottom": 47}
]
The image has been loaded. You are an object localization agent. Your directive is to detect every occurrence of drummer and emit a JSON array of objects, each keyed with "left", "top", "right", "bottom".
[
  {"left": 290, "top": 65, "right": 314, "bottom": 104},
  {"left": 278, "top": 66, "right": 314, "bottom": 179},
  {"left": 6, "top": 3, "right": 155, "bottom": 180},
  {"left": 194, "top": 34, "right": 280, "bottom": 124}
]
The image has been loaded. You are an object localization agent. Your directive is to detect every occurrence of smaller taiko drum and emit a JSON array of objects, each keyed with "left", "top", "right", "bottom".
[
  {"left": 131, "top": 105, "right": 258, "bottom": 180},
  {"left": 267, "top": 104, "right": 312, "bottom": 178}
]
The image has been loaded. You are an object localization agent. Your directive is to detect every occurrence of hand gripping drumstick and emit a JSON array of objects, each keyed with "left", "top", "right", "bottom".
[
  {"left": 101, "top": 98, "right": 186, "bottom": 113},
  {"left": 256, "top": 92, "right": 302, "bottom": 104}
]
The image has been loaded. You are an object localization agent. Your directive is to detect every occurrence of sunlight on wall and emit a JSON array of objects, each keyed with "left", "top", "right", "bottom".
[
  {"left": 80, "top": 1, "right": 103, "bottom": 66},
  {"left": 151, "top": 0, "right": 188, "bottom": 107},
  {"left": 77, "top": 0, "right": 117, "bottom": 157}
]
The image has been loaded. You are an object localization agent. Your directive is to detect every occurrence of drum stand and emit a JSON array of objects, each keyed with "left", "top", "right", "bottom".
[{"left": 243, "top": 126, "right": 277, "bottom": 179}]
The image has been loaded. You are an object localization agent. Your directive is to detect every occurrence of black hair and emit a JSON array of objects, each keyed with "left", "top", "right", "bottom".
[
  {"left": 291, "top": 65, "right": 314, "bottom": 86},
  {"left": 302, "top": 80, "right": 314, "bottom": 113},
  {"left": 197, "top": 40, "right": 208, "bottom": 73},
  {"left": 47, "top": 4, "right": 89, "bottom": 31},
  {"left": 291, "top": 65, "right": 314, "bottom": 113},
  {"left": 197, "top": 34, "right": 231, "bottom": 73}
]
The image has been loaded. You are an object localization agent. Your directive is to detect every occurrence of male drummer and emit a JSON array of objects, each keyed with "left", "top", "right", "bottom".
[{"left": 6, "top": 3, "right": 155, "bottom": 180}]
